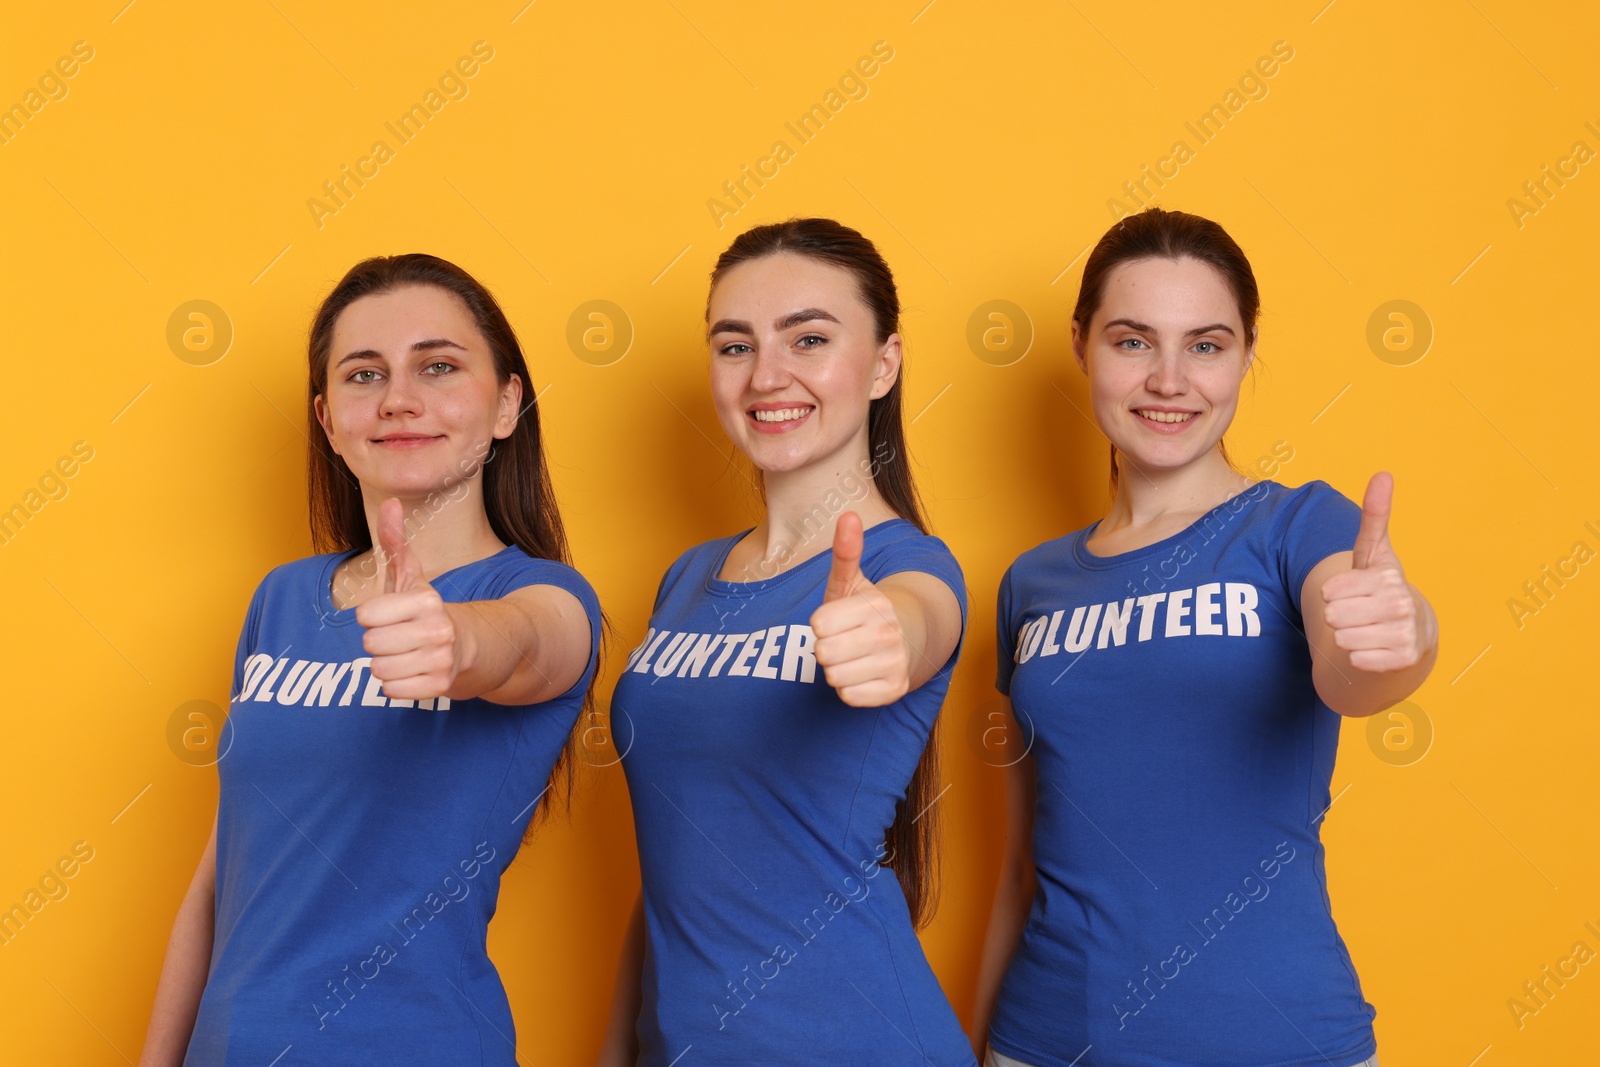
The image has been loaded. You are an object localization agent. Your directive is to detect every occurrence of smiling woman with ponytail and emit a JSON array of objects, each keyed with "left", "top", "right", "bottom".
[
  {"left": 969, "top": 208, "right": 1438, "bottom": 1067},
  {"left": 596, "top": 218, "right": 975, "bottom": 1067}
]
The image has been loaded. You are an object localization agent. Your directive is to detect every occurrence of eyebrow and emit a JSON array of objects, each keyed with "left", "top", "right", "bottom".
[
  {"left": 335, "top": 338, "right": 468, "bottom": 367},
  {"left": 709, "top": 307, "right": 841, "bottom": 336},
  {"left": 1102, "top": 317, "right": 1236, "bottom": 338}
]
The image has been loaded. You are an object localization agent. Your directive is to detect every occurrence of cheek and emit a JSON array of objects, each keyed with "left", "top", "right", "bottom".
[
  {"left": 707, "top": 363, "right": 741, "bottom": 405},
  {"left": 1195, "top": 366, "right": 1244, "bottom": 410},
  {"left": 812, "top": 355, "right": 873, "bottom": 410},
  {"left": 320, "top": 398, "right": 360, "bottom": 438},
  {"left": 1089, "top": 361, "right": 1141, "bottom": 407},
  {"left": 707, "top": 365, "right": 750, "bottom": 430},
  {"left": 437, "top": 388, "right": 490, "bottom": 427}
]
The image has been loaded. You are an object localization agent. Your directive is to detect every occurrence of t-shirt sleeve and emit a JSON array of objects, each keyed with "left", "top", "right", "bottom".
[
  {"left": 994, "top": 562, "right": 1018, "bottom": 696},
  {"left": 1277, "top": 481, "right": 1365, "bottom": 615},
  {"left": 476, "top": 556, "right": 605, "bottom": 704},
  {"left": 862, "top": 531, "right": 968, "bottom": 678},
  {"left": 230, "top": 574, "right": 271, "bottom": 702},
  {"left": 651, "top": 546, "right": 699, "bottom": 614}
]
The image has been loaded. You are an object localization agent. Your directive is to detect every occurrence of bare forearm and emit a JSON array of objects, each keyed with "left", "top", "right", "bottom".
[
  {"left": 879, "top": 577, "right": 961, "bottom": 692},
  {"left": 595, "top": 896, "right": 645, "bottom": 1067},
  {"left": 445, "top": 599, "right": 542, "bottom": 703},
  {"left": 139, "top": 876, "right": 214, "bottom": 1065},
  {"left": 969, "top": 867, "right": 1035, "bottom": 1058},
  {"left": 1315, "top": 586, "right": 1439, "bottom": 717}
]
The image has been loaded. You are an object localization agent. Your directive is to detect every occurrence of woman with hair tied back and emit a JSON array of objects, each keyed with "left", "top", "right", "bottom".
[
  {"left": 596, "top": 218, "right": 977, "bottom": 1066},
  {"left": 138, "top": 254, "right": 603, "bottom": 1066},
  {"left": 969, "top": 208, "right": 1439, "bottom": 1067}
]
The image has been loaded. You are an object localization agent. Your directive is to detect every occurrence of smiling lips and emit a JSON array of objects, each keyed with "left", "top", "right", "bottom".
[
  {"left": 374, "top": 433, "right": 443, "bottom": 448},
  {"left": 1134, "top": 407, "right": 1198, "bottom": 435},
  {"left": 748, "top": 404, "right": 815, "bottom": 434}
]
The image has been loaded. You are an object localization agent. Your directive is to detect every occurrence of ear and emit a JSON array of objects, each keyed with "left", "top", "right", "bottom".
[
  {"left": 868, "top": 332, "right": 903, "bottom": 401},
  {"left": 1242, "top": 327, "right": 1258, "bottom": 376},
  {"left": 494, "top": 372, "right": 524, "bottom": 440},
  {"left": 312, "top": 393, "right": 341, "bottom": 456},
  {"left": 1071, "top": 319, "right": 1088, "bottom": 375}
]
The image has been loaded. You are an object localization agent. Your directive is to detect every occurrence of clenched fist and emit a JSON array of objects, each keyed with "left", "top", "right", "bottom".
[{"left": 810, "top": 511, "right": 913, "bottom": 707}]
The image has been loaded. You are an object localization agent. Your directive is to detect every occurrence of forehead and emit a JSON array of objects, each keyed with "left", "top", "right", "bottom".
[
  {"left": 1095, "top": 256, "right": 1242, "bottom": 328},
  {"left": 333, "top": 284, "right": 479, "bottom": 347},
  {"left": 709, "top": 253, "right": 868, "bottom": 319}
]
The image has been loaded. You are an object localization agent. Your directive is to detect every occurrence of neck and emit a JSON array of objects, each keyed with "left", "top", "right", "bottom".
[
  {"left": 745, "top": 432, "right": 897, "bottom": 571},
  {"left": 357, "top": 476, "right": 506, "bottom": 579},
  {"left": 1102, "top": 446, "right": 1254, "bottom": 533}
]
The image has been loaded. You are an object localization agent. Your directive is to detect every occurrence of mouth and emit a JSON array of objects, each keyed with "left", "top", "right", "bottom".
[
  {"left": 1133, "top": 408, "right": 1198, "bottom": 431},
  {"left": 747, "top": 404, "right": 815, "bottom": 434},
  {"left": 373, "top": 433, "right": 444, "bottom": 448}
]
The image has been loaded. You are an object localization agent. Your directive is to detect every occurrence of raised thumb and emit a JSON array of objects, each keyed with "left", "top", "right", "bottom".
[{"left": 823, "top": 511, "right": 866, "bottom": 602}]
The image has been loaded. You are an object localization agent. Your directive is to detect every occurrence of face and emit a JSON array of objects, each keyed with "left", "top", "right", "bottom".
[
  {"left": 313, "top": 284, "right": 521, "bottom": 499},
  {"left": 706, "top": 253, "right": 899, "bottom": 474},
  {"left": 1073, "top": 256, "right": 1254, "bottom": 475}
]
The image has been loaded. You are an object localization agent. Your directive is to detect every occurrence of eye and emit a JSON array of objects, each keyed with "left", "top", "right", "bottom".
[
  {"left": 349, "top": 367, "right": 382, "bottom": 383},
  {"left": 1192, "top": 341, "right": 1220, "bottom": 355},
  {"left": 795, "top": 333, "right": 828, "bottom": 349},
  {"left": 424, "top": 360, "right": 457, "bottom": 375},
  {"left": 717, "top": 341, "right": 753, "bottom": 356},
  {"left": 1115, "top": 337, "right": 1148, "bottom": 351}
]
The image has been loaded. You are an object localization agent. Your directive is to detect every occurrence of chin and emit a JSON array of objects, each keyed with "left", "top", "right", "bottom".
[
  {"left": 743, "top": 447, "right": 807, "bottom": 475},
  {"left": 366, "top": 466, "right": 455, "bottom": 496},
  {"left": 1123, "top": 444, "right": 1215, "bottom": 473}
]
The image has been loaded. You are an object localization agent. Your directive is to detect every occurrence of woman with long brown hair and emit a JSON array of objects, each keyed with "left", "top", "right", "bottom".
[
  {"left": 138, "top": 254, "right": 602, "bottom": 1065},
  {"left": 969, "top": 207, "right": 1437, "bottom": 1067},
  {"left": 596, "top": 218, "right": 975, "bottom": 1065}
]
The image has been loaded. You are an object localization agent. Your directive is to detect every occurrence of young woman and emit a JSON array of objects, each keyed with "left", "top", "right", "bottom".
[
  {"left": 970, "top": 208, "right": 1438, "bottom": 1067},
  {"left": 138, "top": 254, "right": 603, "bottom": 1066},
  {"left": 596, "top": 218, "right": 976, "bottom": 1066}
]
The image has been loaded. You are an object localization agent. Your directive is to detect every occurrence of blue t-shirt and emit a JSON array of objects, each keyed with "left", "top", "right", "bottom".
[
  {"left": 614, "top": 518, "right": 976, "bottom": 1066},
  {"left": 988, "top": 479, "right": 1377, "bottom": 1067},
  {"left": 186, "top": 544, "right": 602, "bottom": 1067}
]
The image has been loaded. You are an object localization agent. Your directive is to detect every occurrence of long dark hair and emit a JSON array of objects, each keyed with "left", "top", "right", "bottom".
[
  {"left": 1072, "top": 207, "right": 1260, "bottom": 493},
  {"left": 707, "top": 217, "right": 944, "bottom": 929},
  {"left": 305, "top": 253, "right": 597, "bottom": 827}
]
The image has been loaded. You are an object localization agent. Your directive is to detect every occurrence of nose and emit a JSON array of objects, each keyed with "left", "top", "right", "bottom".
[
  {"left": 379, "top": 370, "right": 424, "bottom": 418},
  {"left": 749, "top": 344, "right": 791, "bottom": 393},
  {"left": 1145, "top": 347, "right": 1187, "bottom": 396}
]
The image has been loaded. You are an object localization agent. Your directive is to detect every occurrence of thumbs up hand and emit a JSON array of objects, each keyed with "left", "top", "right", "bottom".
[
  {"left": 1319, "top": 473, "right": 1434, "bottom": 673},
  {"left": 810, "top": 512, "right": 912, "bottom": 707},
  {"left": 356, "top": 497, "right": 461, "bottom": 702}
]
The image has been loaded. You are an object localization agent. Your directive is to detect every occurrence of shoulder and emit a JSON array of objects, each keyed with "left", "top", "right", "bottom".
[
  {"left": 1254, "top": 478, "right": 1358, "bottom": 518},
  {"left": 663, "top": 533, "right": 741, "bottom": 586},
  {"left": 861, "top": 517, "right": 955, "bottom": 557},
  {"left": 466, "top": 546, "right": 601, "bottom": 615},
  {"left": 861, "top": 519, "right": 964, "bottom": 583},
  {"left": 1245, "top": 479, "right": 1363, "bottom": 545},
  {"left": 999, "top": 528, "right": 1089, "bottom": 600},
  {"left": 640, "top": 532, "right": 744, "bottom": 610},
  {"left": 233, "top": 551, "right": 351, "bottom": 634},
  {"left": 1249, "top": 480, "right": 1365, "bottom": 606},
  {"left": 253, "top": 551, "right": 347, "bottom": 600}
]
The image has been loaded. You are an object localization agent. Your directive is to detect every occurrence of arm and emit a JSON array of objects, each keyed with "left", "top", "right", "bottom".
[
  {"left": 810, "top": 512, "right": 963, "bottom": 707},
  {"left": 594, "top": 893, "right": 645, "bottom": 1067},
  {"left": 445, "top": 584, "right": 592, "bottom": 705},
  {"left": 358, "top": 498, "right": 594, "bottom": 706},
  {"left": 138, "top": 818, "right": 217, "bottom": 1067},
  {"left": 1301, "top": 473, "right": 1439, "bottom": 717},
  {"left": 968, "top": 714, "right": 1037, "bottom": 1060},
  {"left": 878, "top": 570, "right": 963, "bottom": 692},
  {"left": 1302, "top": 551, "right": 1437, "bottom": 716}
]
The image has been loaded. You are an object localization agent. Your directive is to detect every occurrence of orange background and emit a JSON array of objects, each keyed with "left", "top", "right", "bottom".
[{"left": 1, "top": 1, "right": 1595, "bottom": 1063}]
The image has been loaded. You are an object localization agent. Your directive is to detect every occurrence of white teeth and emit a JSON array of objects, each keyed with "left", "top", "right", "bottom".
[
  {"left": 753, "top": 406, "right": 812, "bottom": 423},
  {"left": 1137, "top": 409, "right": 1195, "bottom": 424}
]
